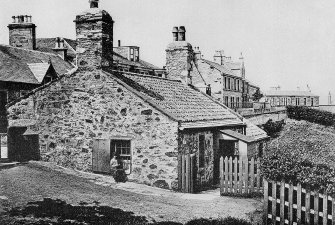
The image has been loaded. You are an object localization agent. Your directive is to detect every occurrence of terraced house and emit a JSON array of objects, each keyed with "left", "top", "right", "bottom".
[
  {"left": 1, "top": 0, "right": 268, "bottom": 192},
  {"left": 191, "top": 48, "right": 260, "bottom": 110}
]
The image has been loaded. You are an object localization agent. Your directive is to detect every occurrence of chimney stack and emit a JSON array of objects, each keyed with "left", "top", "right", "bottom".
[
  {"left": 8, "top": 15, "right": 36, "bottom": 50},
  {"left": 178, "top": 26, "right": 186, "bottom": 41},
  {"left": 53, "top": 37, "right": 67, "bottom": 60}
]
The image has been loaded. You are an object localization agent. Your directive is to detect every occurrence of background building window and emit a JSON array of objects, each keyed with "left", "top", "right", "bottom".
[
  {"left": 304, "top": 98, "right": 307, "bottom": 105},
  {"left": 199, "top": 135, "right": 205, "bottom": 168},
  {"left": 130, "top": 48, "right": 134, "bottom": 61},
  {"left": 311, "top": 98, "right": 314, "bottom": 106}
]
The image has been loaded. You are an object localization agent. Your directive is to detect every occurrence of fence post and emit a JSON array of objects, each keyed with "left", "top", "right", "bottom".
[
  {"left": 323, "top": 193, "right": 328, "bottom": 225},
  {"left": 238, "top": 157, "right": 243, "bottom": 193},
  {"left": 264, "top": 179, "right": 269, "bottom": 225},
  {"left": 332, "top": 196, "right": 335, "bottom": 225},
  {"left": 234, "top": 157, "right": 238, "bottom": 193},
  {"left": 272, "top": 182, "right": 277, "bottom": 225},
  {"left": 181, "top": 154, "right": 186, "bottom": 193},
  {"left": 314, "top": 191, "right": 319, "bottom": 225},
  {"left": 229, "top": 157, "right": 233, "bottom": 191},
  {"left": 297, "top": 183, "right": 302, "bottom": 225},
  {"left": 250, "top": 158, "right": 255, "bottom": 193},
  {"left": 220, "top": 156, "right": 223, "bottom": 195},
  {"left": 280, "top": 181, "right": 285, "bottom": 225},
  {"left": 186, "top": 154, "right": 190, "bottom": 193},
  {"left": 244, "top": 157, "right": 249, "bottom": 194},
  {"left": 288, "top": 183, "right": 294, "bottom": 225},
  {"left": 224, "top": 156, "right": 228, "bottom": 193},
  {"left": 305, "top": 190, "right": 310, "bottom": 224}
]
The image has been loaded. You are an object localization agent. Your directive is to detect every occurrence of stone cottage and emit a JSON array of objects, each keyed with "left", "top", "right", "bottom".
[{"left": 4, "top": 0, "right": 267, "bottom": 191}]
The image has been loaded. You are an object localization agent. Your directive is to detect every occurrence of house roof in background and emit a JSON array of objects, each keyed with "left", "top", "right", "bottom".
[
  {"left": 265, "top": 90, "right": 319, "bottom": 97},
  {"left": 0, "top": 45, "right": 73, "bottom": 84},
  {"left": 113, "top": 52, "right": 163, "bottom": 70},
  {"left": 200, "top": 59, "right": 236, "bottom": 76},
  {"left": 36, "top": 38, "right": 77, "bottom": 58},
  {"left": 104, "top": 70, "right": 244, "bottom": 126}
]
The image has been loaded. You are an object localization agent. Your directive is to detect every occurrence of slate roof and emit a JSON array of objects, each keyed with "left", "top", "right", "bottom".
[
  {"left": 244, "top": 119, "right": 269, "bottom": 141},
  {"left": 0, "top": 45, "right": 74, "bottom": 84},
  {"left": 265, "top": 90, "right": 319, "bottom": 97},
  {"left": 105, "top": 70, "right": 244, "bottom": 126},
  {"left": 200, "top": 59, "right": 236, "bottom": 77}
]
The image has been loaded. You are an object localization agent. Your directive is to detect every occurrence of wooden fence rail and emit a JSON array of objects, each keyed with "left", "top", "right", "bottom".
[
  {"left": 220, "top": 156, "right": 262, "bottom": 195},
  {"left": 264, "top": 179, "right": 335, "bottom": 225}
]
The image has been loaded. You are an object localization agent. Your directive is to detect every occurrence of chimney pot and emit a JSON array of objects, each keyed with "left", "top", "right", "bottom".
[
  {"left": 89, "top": 0, "right": 99, "bottom": 8},
  {"left": 178, "top": 26, "right": 186, "bottom": 41},
  {"left": 172, "top": 26, "right": 178, "bottom": 41}
]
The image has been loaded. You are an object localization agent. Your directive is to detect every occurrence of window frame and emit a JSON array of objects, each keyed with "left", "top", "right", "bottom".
[{"left": 110, "top": 138, "right": 132, "bottom": 175}]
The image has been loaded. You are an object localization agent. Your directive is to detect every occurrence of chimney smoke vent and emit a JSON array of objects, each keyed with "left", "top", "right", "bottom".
[
  {"left": 178, "top": 26, "right": 186, "bottom": 41},
  {"left": 89, "top": 0, "right": 99, "bottom": 8},
  {"left": 172, "top": 27, "right": 178, "bottom": 41}
]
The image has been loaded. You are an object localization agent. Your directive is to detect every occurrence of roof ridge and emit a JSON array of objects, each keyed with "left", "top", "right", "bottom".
[
  {"left": 0, "top": 44, "right": 62, "bottom": 58},
  {"left": 105, "top": 69, "right": 182, "bottom": 82}
]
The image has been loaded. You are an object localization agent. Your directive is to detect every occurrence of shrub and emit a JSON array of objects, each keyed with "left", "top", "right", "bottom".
[
  {"left": 185, "top": 217, "right": 251, "bottom": 225},
  {"left": 286, "top": 106, "right": 335, "bottom": 126},
  {"left": 262, "top": 119, "right": 285, "bottom": 137}
]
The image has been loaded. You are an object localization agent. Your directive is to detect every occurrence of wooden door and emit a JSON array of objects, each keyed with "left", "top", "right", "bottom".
[{"left": 92, "top": 139, "right": 110, "bottom": 173}]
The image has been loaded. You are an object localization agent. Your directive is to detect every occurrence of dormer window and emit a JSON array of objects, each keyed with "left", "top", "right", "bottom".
[
  {"left": 135, "top": 48, "right": 139, "bottom": 61},
  {"left": 130, "top": 48, "right": 134, "bottom": 61}
]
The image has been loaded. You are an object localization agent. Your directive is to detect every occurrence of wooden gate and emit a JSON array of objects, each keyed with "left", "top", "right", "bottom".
[
  {"left": 178, "top": 154, "right": 195, "bottom": 193},
  {"left": 220, "top": 156, "right": 263, "bottom": 195}
]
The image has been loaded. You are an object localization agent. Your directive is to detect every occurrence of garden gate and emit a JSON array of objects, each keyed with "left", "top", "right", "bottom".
[{"left": 178, "top": 154, "right": 196, "bottom": 193}]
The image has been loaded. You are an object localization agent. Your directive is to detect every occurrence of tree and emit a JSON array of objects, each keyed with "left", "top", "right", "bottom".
[{"left": 252, "top": 89, "right": 263, "bottom": 101}]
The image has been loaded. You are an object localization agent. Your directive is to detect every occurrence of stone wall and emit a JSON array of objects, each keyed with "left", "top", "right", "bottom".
[
  {"left": 178, "top": 130, "right": 214, "bottom": 190},
  {"left": 7, "top": 69, "right": 180, "bottom": 189}
]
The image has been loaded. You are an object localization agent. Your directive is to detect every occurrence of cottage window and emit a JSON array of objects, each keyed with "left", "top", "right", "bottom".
[
  {"left": 199, "top": 135, "right": 205, "bottom": 168},
  {"left": 111, "top": 140, "right": 132, "bottom": 174}
]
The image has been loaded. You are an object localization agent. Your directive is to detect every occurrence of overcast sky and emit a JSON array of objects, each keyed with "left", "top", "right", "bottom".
[{"left": 1, "top": 0, "right": 335, "bottom": 104}]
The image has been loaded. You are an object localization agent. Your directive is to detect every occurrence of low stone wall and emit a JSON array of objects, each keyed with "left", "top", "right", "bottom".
[{"left": 245, "top": 110, "right": 287, "bottom": 126}]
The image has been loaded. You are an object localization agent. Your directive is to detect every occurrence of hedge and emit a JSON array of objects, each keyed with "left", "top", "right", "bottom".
[
  {"left": 261, "top": 147, "right": 335, "bottom": 195},
  {"left": 286, "top": 106, "right": 335, "bottom": 126}
]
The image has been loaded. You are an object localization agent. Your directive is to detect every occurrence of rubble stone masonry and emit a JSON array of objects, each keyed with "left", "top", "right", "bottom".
[{"left": 7, "top": 69, "right": 180, "bottom": 189}]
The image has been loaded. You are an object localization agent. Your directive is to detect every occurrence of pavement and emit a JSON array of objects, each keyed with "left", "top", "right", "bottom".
[{"left": 0, "top": 161, "right": 20, "bottom": 169}]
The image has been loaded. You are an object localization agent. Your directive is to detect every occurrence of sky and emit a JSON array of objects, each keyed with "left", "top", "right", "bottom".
[{"left": 1, "top": 0, "right": 335, "bottom": 104}]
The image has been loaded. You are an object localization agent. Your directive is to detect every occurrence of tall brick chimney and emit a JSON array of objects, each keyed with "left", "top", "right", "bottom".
[
  {"left": 74, "top": 0, "right": 114, "bottom": 69},
  {"left": 8, "top": 15, "right": 36, "bottom": 50},
  {"left": 165, "top": 26, "right": 194, "bottom": 84}
]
